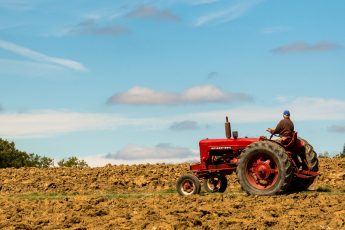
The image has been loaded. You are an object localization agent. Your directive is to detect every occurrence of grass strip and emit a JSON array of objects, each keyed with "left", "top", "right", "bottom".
[{"left": 4, "top": 189, "right": 345, "bottom": 201}]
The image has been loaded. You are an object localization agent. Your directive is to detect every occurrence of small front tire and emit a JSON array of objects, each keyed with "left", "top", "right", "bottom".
[
  {"left": 176, "top": 174, "right": 201, "bottom": 196},
  {"left": 203, "top": 175, "right": 228, "bottom": 193}
]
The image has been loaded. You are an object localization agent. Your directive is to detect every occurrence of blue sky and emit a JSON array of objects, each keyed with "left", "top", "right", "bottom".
[{"left": 0, "top": 0, "right": 344, "bottom": 166}]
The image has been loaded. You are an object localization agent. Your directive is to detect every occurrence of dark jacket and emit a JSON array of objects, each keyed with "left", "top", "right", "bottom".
[{"left": 273, "top": 118, "right": 294, "bottom": 137}]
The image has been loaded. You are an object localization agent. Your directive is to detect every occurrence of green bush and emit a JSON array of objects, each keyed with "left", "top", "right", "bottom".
[
  {"left": 57, "top": 156, "right": 89, "bottom": 168},
  {"left": 0, "top": 138, "right": 53, "bottom": 168},
  {"left": 318, "top": 151, "right": 330, "bottom": 158}
]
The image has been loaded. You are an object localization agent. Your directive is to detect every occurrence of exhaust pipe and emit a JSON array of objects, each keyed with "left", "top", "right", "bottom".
[{"left": 225, "top": 116, "right": 231, "bottom": 139}]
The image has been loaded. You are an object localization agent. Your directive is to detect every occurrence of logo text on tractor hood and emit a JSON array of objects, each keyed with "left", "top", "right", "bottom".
[{"left": 210, "top": 146, "right": 232, "bottom": 150}]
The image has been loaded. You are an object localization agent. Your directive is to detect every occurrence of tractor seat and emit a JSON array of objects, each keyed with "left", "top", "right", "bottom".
[{"left": 283, "top": 132, "right": 297, "bottom": 150}]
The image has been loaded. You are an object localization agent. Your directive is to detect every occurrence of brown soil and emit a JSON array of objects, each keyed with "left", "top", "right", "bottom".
[{"left": 0, "top": 158, "right": 345, "bottom": 229}]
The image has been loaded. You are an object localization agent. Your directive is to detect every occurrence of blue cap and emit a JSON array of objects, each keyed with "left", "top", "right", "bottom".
[{"left": 283, "top": 110, "right": 290, "bottom": 116}]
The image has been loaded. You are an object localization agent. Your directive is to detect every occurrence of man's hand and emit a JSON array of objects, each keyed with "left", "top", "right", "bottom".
[{"left": 266, "top": 128, "right": 274, "bottom": 133}]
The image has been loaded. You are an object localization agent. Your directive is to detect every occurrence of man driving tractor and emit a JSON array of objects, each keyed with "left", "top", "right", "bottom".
[
  {"left": 267, "top": 110, "right": 309, "bottom": 170},
  {"left": 266, "top": 110, "right": 294, "bottom": 145},
  {"left": 176, "top": 110, "right": 318, "bottom": 196}
]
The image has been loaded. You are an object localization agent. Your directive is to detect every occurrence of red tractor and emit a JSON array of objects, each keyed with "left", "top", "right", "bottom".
[{"left": 176, "top": 117, "right": 319, "bottom": 196}]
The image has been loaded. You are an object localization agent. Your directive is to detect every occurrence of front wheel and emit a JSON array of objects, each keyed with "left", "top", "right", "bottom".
[
  {"left": 237, "top": 141, "right": 293, "bottom": 195},
  {"left": 176, "top": 174, "right": 201, "bottom": 196},
  {"left": 203, "top": 175, "right": 227, "bottom": 193}
]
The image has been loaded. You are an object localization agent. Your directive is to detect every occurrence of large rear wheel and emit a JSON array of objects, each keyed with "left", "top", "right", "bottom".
[
  {"left": 289, "top": 138, "right": 319, "bottom": 191},
  {"left": 237, "top": 141, "right": 293, "bottom": 195}
]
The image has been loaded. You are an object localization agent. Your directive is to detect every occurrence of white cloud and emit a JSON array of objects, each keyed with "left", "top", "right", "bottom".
[
  {"left": 105, "top": 143, "right": 198, "bottom": 160},
  {"left": 126, "top": 5, "right": 180, "bottom": 21},
  {"left": 0, "top": 0, "right": 32, "bottom": 11},
  {"left": 0, "top": 59, "right": 71, "bottom": 78},
  {"left": 271, "top": 41, "right": 342, "bottom": 53},
  {"left": 170, "top": 120, "right": 198, "bottom": 131},
  {"left": 82, "top": 152, "right": 198, "bottom": 167},
  {"left": 289, "top": 97, "right": 345, "bottom": 121},
  {"left": 0, "top": 109, "right": 168, "bottom": 138},
  {"left": 86, "top": 3, "right": 182, "bottom": 22},
  {"left": 108, "top": 86, "right": 178, "bottom": 105},
  {"left": 1, "top": 97, "right": 344, "bottom": 139},
  {"left": 328, "top": 125, "right": 345, "bottom": 133},
  {"left": 275, "top": 96, "right": 289, "bottom": 103},
  {"left": 194, "top": 0, "right": 262, "bottom": 27},
  {"left": 187, "top": 0, "right": 219, "bottom": 5},
  {"left": 183, "top": 85, "right": 228, "bottom": 102},
  {"left": 0, "top": 39, "right": 87, "bottom": 72},
  {"left": 107, "top": 84, "right": 252, "bottom": 105},
  {"left": 186, "top": 97, "right": 345, "bottom": 123},
  {"left": 59, "top": 19, "right": 129, "bottom": 37},
  {"left": 0, "top": 110, "right": 130, "bottom": 138}
]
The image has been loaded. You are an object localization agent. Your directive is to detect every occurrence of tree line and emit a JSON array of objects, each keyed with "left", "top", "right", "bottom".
[
  {"left": 305, "top": 143, "right": 345, "bottom": 158},
  {"left": 0, "top": 138, "right": 88, "bottom": 168},
  {"left": 1, "top": 138, "right": 344, "bottom": 168}
]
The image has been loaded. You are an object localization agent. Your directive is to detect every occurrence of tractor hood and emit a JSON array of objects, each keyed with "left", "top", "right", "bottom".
[{"left": 199, "top": 137, "right": 261, "bottom": 151}]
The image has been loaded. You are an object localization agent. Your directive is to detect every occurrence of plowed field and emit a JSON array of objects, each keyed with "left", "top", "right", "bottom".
[{"left": 0, "top": 158, "right": 345, "bottom": 229}]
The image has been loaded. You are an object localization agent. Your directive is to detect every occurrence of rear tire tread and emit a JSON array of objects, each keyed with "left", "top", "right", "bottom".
[{"left": 237, "top": 140, "right": 293, "bottom": 195}]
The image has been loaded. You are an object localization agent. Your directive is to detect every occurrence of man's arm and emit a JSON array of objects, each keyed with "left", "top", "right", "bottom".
[{"left": 272, "top": 120, "right": 283, "bottom": 135}]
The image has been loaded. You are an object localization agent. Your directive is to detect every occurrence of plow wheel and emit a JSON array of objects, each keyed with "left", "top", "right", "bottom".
[
  {"left": 237, "top": 141, "right": 293, "bottom": 195},
  {"left": 203, "top": 175, "right": 227, "bottom": 193},
  {"left": 176, "top": 174, "right": 201, "bottom": 196},
  {"left": 289, "top": 138, "right": 319, "bottom": 191}
]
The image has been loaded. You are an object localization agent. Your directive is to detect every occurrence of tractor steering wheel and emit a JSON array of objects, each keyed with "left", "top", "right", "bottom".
[{"left": 268, "top": 132, "right": 278, "bottom": 140}]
